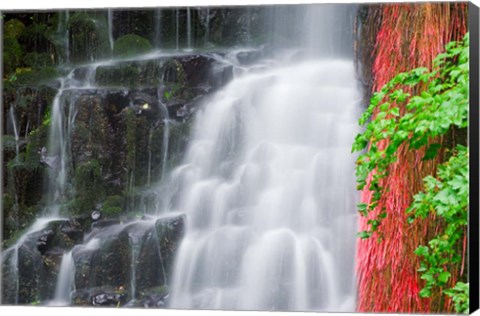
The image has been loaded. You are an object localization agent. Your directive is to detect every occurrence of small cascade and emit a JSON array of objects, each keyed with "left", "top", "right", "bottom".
[
  {"left": 1, "top": 217, "right": 63, "bottom": 303},
  {"left": 56, "top": 10, "right": 70, "bottom": 64},
  {"left": 108, "top": 9, "right": 114, "bottom": 54},
  {"left": 129, "top": 232, "right": 143, "bottom": 300},
  {"left": 146, "top": 128, "right": 154, "bottom": 186},
  {"left": 154, "top": 9, "right": 162, "bottom": 48},
  {"left": 157, "top": 93, "right": 170, "bottom": 181},
  {"left": 8, "top": 247, "right": 20, "bottom": 304},
  {"left": 45, "top": 77, "right": 78, "bottom": 215},
  {"left": 52, "top": 251, "right": 76, "bottom": 306},
  {"left": 65, "top": 11, "right": 70, "bottom": 64},
  {"left": 186, "top": 8, "right": 192, "bottom": 49},
  {"left": 8, "top": 106, "right": 20, "bottom": 161},
  {"left": 175, "top": 10, "right": 180, "bottom": 50},
  {"left": 204, "top": 8, "right": 210, "bottom": 48}
]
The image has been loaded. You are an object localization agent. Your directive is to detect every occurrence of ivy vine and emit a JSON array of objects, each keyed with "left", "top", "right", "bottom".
[{"left": 352, "top": 33, "right": 469, "bottom": 313}]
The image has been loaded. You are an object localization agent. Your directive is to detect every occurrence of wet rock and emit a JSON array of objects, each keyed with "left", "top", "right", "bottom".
[
  {"left": 92, "top": 291, "right": 128, "bottom": 306},
  {"left": 91, "top": 210, "right": 101, "bottom": 221},
  {"left": 80, "top": 230, "right": 131, "bottom": 290},
  {"left": 71, "top": 287, "right": 128, "bottom": 307},
  {"left": 1, "top": 242, "right": 43, "bottom": 304},
  {"left": 39, "top": 249, "right": 64, "bottom": 301},
  {"left": 95, "top": 60, "right": 162, "bottom": 88},
  {"left": 125, "top": 292, "right": 169, "bottom": 308},
  {"left": 37, "top": 229, "right": 55, "bottom": 254},
  {"left": 91, "top": 219, "right": 121, "bottom": 229},
  {"left": 38, "top": 147, "right": 59, "bottom": 169},
  {"left": 35, "top": 220, "right": 85, "bottom": 254}
]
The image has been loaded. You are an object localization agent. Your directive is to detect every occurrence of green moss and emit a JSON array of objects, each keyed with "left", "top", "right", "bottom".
[
  {"left": 73, "top": 160, "right": 105, "bottom": 214},
  {"left": 102, "top": 195, "right": 124, "bottom": 217},
  {"left": 4, "top": 67, "right": 58, "bottom": 89},
  {"left": 24, "top": 52, "right": 55, "bottom": 68},
  {"left": 3, "top": 35, "right": 23, "bottom": 75},
  {"left": 5, "top": 19, "right": 26, "bottom": 38},
  {"left": 113, "top": 34, "right": 152, "bottom": 58},
  {"left": 95, "top": 60, "right": 161, "bottom": 88}
]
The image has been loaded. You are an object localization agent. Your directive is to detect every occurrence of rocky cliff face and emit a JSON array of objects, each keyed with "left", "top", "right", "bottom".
[{"left": 2, "top": 36, "right": 265, "bottom": 305}]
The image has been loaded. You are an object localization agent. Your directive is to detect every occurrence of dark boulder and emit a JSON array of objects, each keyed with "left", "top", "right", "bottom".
[
  {"left": 92, "top": 291, "right": 128, "bottom": 307},
  {"left": 36, "top": 229, "right": 55, "bottom": 254}
]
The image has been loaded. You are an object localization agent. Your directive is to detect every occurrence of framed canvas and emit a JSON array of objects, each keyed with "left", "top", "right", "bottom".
[{"left": 0, "top": 1, "right": 479, "bottom": 315}]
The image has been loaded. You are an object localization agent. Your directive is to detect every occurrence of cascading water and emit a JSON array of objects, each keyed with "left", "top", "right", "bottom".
[
  {"left": 45, "top": 76, "right": 78, "bottom": 215},
  {"left": 8, "top": 106, "right": 20, "bottom": 161},
  {"left": 160, "top": 4, "right": 361, "bottom": 312},
  {"left": 52, "top": 251, "right": 76, "bottom": 305},
  {"left": 165, "top": 60, "right": 361, "bottom": 311},
  {"left": 154, "top": 9, "right": 162, "bottom": 48},
  {"left": 175, "top": 10, "right": 180, "bottom": 50}
]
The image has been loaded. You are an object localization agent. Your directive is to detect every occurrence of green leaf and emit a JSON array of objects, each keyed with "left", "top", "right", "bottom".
[
  {"left": 423, "top": 143, "right": 442, "bottom": 161},
  {"left": 414, "top": 246, "right": 429, "bottom": 257},
  {"left": 438, "top": 271, "right": 451, "bottom": 283},
  {"left": 419, "top": 288, "right": 432, "bottom": 298}
]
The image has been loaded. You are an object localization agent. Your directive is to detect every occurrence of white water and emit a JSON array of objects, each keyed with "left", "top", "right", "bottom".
[
  {"left": 52, "top": 251, "right": 76, "bottom": 305},
  {"left": 204, "top": 8, "right": 210, "bottom": 47},
  {"left": 154, "top": 9, "right": 162, "bottom": 48},
  {"left": 2, "top": 217, "right": 63, "bottom": 304},
  {"left": 175, "top": 10, "right": 180, "bottom": 50},
  {"left": 46, "top": 77, "right": 78, "bottom": 215},
  {"left": 108, "top": 9, "right": 114, "bottom": 54},
  {"left": 8, "top": 106, "right": 20, "bottom": 161},
  {"left": 165, "top": 60, "right": 361, "bottom": 311},
  {"left": 187, "top": 8, "right": 192, "bottom": 49}
]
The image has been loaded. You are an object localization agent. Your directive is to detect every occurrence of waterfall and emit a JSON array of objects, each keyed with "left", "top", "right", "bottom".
[
  {"left": 52, "top": 251, "right": 76, "bottom": 306},
  {"left": 165, "top": 59, "right": 361, "bottom": 311}
]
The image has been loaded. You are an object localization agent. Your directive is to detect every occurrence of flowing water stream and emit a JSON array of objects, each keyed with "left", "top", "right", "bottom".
[{"left": 164, "top": 60, "right": 361, "bottom": 311}]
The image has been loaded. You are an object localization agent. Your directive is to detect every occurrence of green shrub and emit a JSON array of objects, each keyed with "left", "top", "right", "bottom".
[{"left": 113, "top": 34, "right": 152, "bottom": 58}]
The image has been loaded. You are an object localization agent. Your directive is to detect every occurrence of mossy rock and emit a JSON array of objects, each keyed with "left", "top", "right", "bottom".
[
  {"left": 4, "top": 67, "right": 58, "bottom": 88},
  {"left": 95, "top": 60, "right": 161, "bottom": 88},
  {"left": 113, "top": 34, "right": 152, "bottom": 58},
  {"left": 73, "top": 160, "right": 105, "bottom": 214},
  {"left": 68, "top": 12, "right": 110, "bottom": 63}
]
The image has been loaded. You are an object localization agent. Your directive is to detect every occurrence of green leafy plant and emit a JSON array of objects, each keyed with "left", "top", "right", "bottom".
[
  {"left": 352, "top": 33, "right": 469, "bottom": 313},
  {"left": 352, "top": 33, "right": 469, "bottom": 237},
  {"left": 409, "top": 145, "right": 468, "bottom": 305}
]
